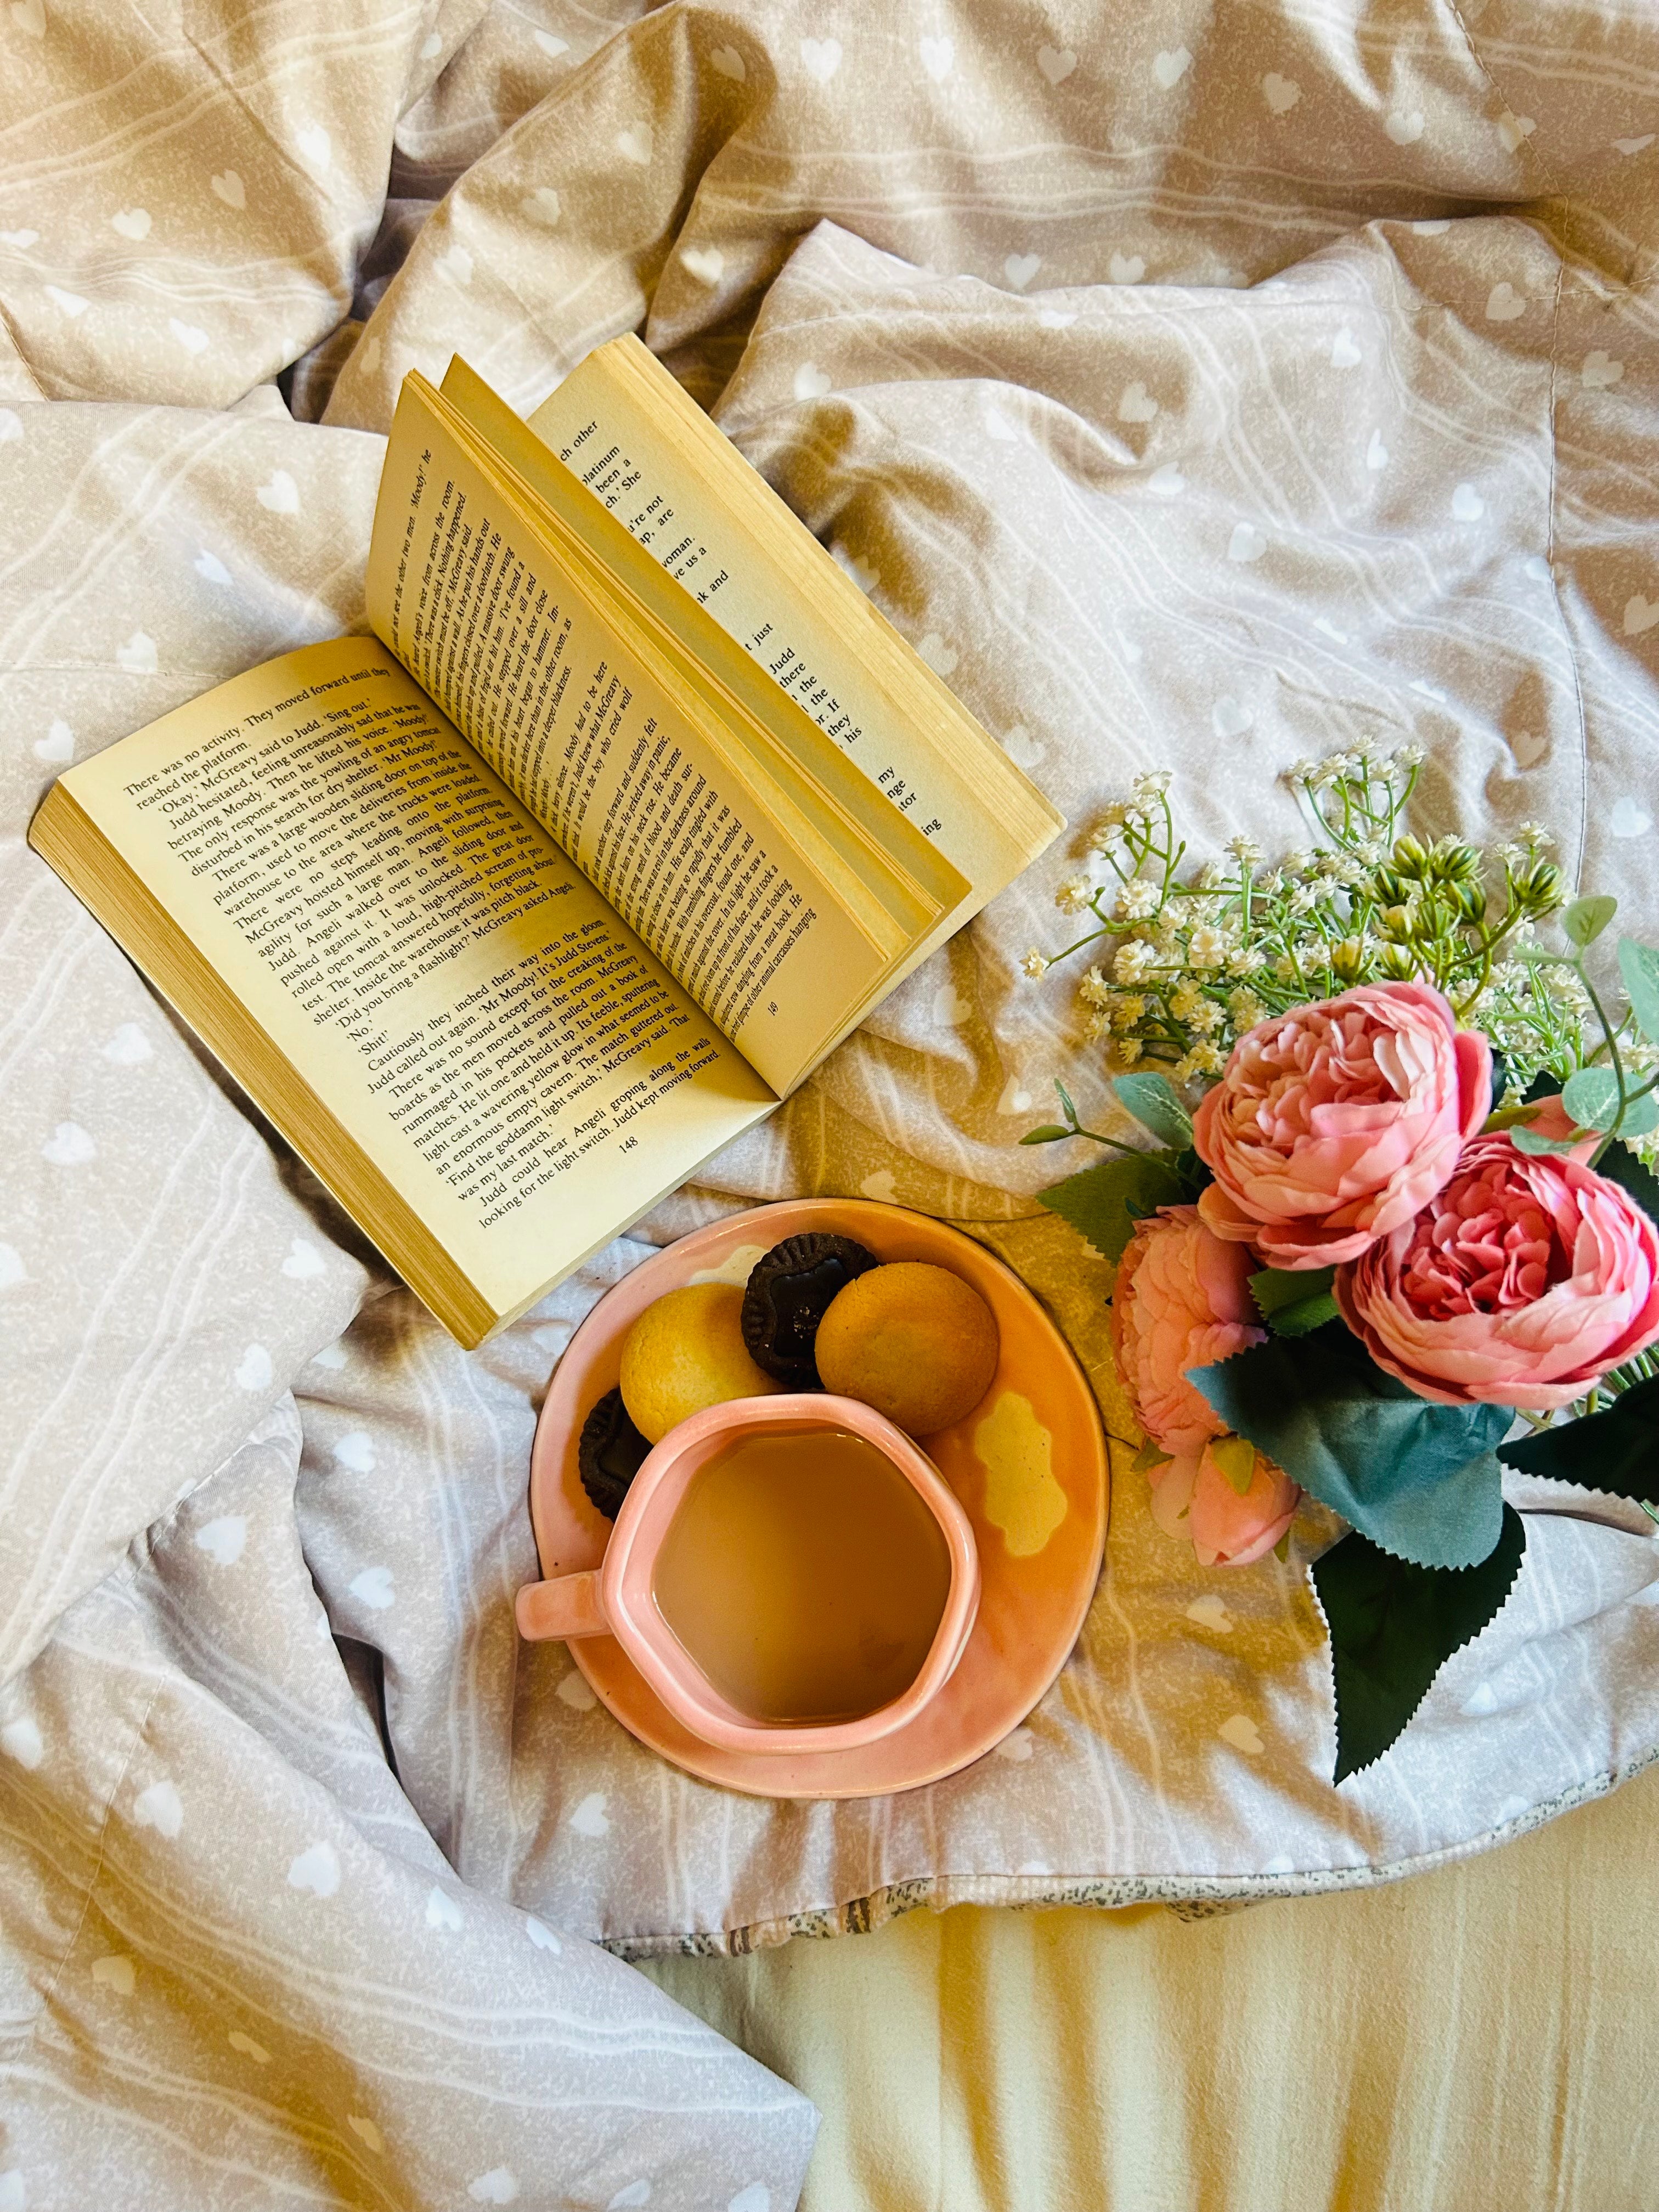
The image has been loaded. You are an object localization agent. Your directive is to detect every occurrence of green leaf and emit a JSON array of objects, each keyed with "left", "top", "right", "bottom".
[
  {"left": 1313, "top": 1505, "right": 1526, "bottom": 1783},
  {"left": 1054, "top": 1080, "right": 1081, "bottom": 1129},
  {"left": 1019, "top": 1125, "right": 1074, "bottom": 1146},
  {"left": 1112, "top": 1071, "right": 1194, "bottom": 1150},
  {"left": 1189, "top": 1328, "right": 1511, "bottom": 1568},
  {"left": 1617, "top": 1091, "right": 1659, "bottom": 1140},
  {"left": 1597, "top": 1140, "right": 1659, "bottom": 1228},
  {"left": 1562, "top": 1066, "right": 1619, "bottom": 1131},
  {"left": 1618, "top": 936, "right": 1659, "bottom": 1046},
  {"left": 1209, "top": 1435, "right": 1258, "bottom": 1496},
  {"left": 1564, "top": 894, "right": 1617, "bottom": 949},
  {"left": 1249, "top": 1266, "right": 1340, "bottom": 1337},
  {"left": 1497, "top": 1374, "right": 1659, "bottom": 1509},
  {"left": 1131, "top": 1438, "right": 1173, "bottom": 1475},
  {"left": 1511, "top": 1125, "right": 1580, "bottom": 1156},
  {"left": 1038, "top": 1151, "right": 1186, "bottom": 1265}
]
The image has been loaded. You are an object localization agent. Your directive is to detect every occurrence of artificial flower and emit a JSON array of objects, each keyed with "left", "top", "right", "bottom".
[
  {"left": 1146, "top": 1441, "right": 1300, "bottom": 1568},
  {"left": 1111, "top": 1205, "right": 1265, "bottom": 1454}
]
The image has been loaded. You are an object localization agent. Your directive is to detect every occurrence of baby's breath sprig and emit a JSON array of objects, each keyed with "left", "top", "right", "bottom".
[{"left": 1024, "top": 743, "right": 1588, "bottom": 1093}]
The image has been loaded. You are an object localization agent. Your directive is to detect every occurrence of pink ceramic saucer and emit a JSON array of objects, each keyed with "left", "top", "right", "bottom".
[{"left": 526, "top": 1198, "right": 1109, "bottom": 1800}]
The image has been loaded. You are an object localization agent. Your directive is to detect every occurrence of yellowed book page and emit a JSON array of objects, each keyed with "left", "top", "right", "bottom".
[
  {"left": 526, "top": 337, "right": 1061, "bottom": 894},
  {"left": 366, "top": 374, "right": 889, "bottom": 1097},
  {"left": 54, "top": 637, "right": 774, "bottom": 1327}
]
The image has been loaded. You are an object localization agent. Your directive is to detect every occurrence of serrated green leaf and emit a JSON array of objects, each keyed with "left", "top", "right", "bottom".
[
  {"left": 1511, "top": 1125, "right": 1581, "bottom": 1156},
  {"left": 1564, "top": 894, "right": 1617, "bottom": 949},
  {"left": 1497, "top": 1374, "right": 1659, "bottom": 1508},
  {"left": 1112, "top": 1071, "right": 1194, "bottom": 1150},
  {"left": 1249, "top": 1265, "right": 1338, "bottom": 1319},
  {"left": 1131, "top": 1438, "right": 1173, "bottom": 1475},
  {"left": 1563, "top": 1066, "right": 1620, "bottom": 1131},
  {"left": 1597, "top": 1140, "right": 1659, "bottom": 1228},
  {"left": 1618, "top": 936, "right": 1659, "bottom": 1046},
  {"left": 1037, "top": 1151, "right": 1186, "bottom": 1265},
  {"left": 1313, "top": 1506, "right": 1526, "bottom": 1784},
  {"left": 1018, "top": 1125, "right": 1073, "bottom": 1146},
  {"left": 1209, "top": 1435, "right": 1258, "bottom": 1495},
  {"left": 1189, "top": 1329, "right": 1510, "bottom": 1568},
  {"left": 1273, "top": 1290, "right": 1342, "bottom": 1336}
]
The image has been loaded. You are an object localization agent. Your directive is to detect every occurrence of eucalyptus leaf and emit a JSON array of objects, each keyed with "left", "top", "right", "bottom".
[
  {"left": 1616, "top": 1091, "right": 1659, "bottom": 1140},
  {"left": 1618, "top": 936, "right": 1659, "bottom": 1046},
  {"left": 1037, "top": 1151, "right": 1186, "bottom": 1266},
  {"left": 1313, "top": 1506, "right": 1526, "bottom": 1784},
  {"left": 1511, "top": 1125, "right": 1580, "bottom": 1156},
  {"left": 1018, "top": 1125, "right": 1074, "bottom": 1146},
  {"left": 1189, "top": 1329, "right": 1511, "bottom": 1568},
  {"left": 1564, "top": 894, "right": 1617, "bottom": 949},
  {"left": 1598, "top": 1140, "right": 1659, "bottom": 1228},
  {"left": 1562, "top": 1065, "right": 1619, "bottom": 1132},
  {"left": 1497, "top": 1374, "right": 1659, "bottom": 1508},
  {"left": 1112, "top": 1071, "right": 1194, "bottom": 1150}
]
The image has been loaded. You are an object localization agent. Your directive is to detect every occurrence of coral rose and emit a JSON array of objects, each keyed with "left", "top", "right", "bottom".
[
  {"left": 1335, "top": 1133, "right": 1659, "bottom": 1409},
  {"left": 1193, "top": 981, "right": 1492, "bottom": 1268},
  {"left": 1112, "top": 1204, "right": 1266, "bottom": 1454},
  {"left": 1147, "top": 1442, "right": 1300, "bottom": 1568}
]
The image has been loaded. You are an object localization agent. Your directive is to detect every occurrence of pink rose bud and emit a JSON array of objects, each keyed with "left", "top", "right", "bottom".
[
  {"left": 1113, "top": 1204, "right": 1266, "bottom": 1455},
  {"left": 1148, "top": 1440, "right": 1300, "bottom": 1568},
  {"left": 1335, "top": 1133, "right": 1659, "bottom": 1409},
  {"left": 1193, "top": 981, "right": 1492, "bottom": 1269}
]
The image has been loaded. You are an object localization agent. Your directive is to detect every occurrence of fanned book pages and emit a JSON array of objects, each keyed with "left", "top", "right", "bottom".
[{"left": 31, "top": 340, "right": 1060, "bottom": 1346}]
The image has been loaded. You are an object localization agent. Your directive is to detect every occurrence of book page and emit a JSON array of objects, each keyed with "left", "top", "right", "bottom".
[
  {"left": 526, "top": 338, "right": 1058, "bottom": 895},
  {"left": 365, "top": 375, "right": 894, "bottom": 1096},
  {"left": 55, "top": 639, "right": 773, "bottom": 1328}
]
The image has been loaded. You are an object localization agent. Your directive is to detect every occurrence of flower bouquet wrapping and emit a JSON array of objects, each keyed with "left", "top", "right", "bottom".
[{"left": 1025, "top": 748, "right": 1659, "bottom": 1781}]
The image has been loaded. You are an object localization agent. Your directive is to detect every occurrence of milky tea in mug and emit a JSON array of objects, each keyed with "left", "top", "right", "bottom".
[{"left": 650, "top": 1426, "right": 953, "bottom": 1724}]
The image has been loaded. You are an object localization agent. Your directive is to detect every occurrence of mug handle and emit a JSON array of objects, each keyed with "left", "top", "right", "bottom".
[{"left": 516, "top": 1570, "right": 607, "bottom": 1642}]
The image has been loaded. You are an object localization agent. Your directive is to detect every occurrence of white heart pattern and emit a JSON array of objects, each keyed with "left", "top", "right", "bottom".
[
  {"left": 0, "top": 408, "right": 21, "bottom": 444},
  {"left": 1486, "top": 281, "right": 1525, "bottom": 321},
  {"left": 860, "top": 1168, "right": 898, "bottom": 1202},
  {"left": 1330, "top": 326, "right": 1362, "bottom": 368},
  {"left": 287, "top": 1839, "right": 341, "bottom": 1897},
  {"left": 984, "top": 404, "right": 1018, "bottom": 442},
  {"left": 116, "top": 629, "right": 158, "bottom": 674},
  {"left": 1037, "top": 44, "right": 1076, "bottom": 86},
  {"left": 533, "top": 29, "right": 569, "bottom": 59},
  {"left": 1004, "top": 252, "right": 1041, "bottom": 290},
  {"left": 0, "top": 2170, "right": 23, "bottom": 2212},
  {"left": 1, "top": 1717, "right": 43, "bottom": 1768},
  {"left": 256, "top": 470, "right": 300, "bottom": 514},
  {"left": 1385, "top": 109, "right": 1425, "bottom": 145},
  {"left": 194, "top": 1515, "right": 247, "bottom": 1566},
  {"left": 1365, "top": 428, "right": 1390, "bottom": 470},
  {"left": 1624, "top": 593, "right": 1659, "bottom": 636},
  {"left": 210, "top": 170, "right": 246, "bottom": 210},
  {"left": 792, "top": 361, "right": 831, "bottom": 401},
  {"left": 1152, "top": 46, "right": 1192, "bottom": 89},
  {"left": 1228, "top": 521, "right": 1266, "bottom": 563},
  {"left": 1497, "top": 111, "right": 1536, "bottom": 154},
  {"left": 33, "top": 718, "right": 73, "bottom": 764},
  {"left": 1509, "top": 730, "right": 1548, "bottom": 769},
  {"left": 932, "top": 983, "right": 972, "bottom": 1026},
  {"left": 1002, "top": 724, "right": 1043, "bottom": 768},
  {"left": 234, "top": 1343, "right": 273, "bottom": 1392},
  {"left": 347, "top": 2115, "right": 384, "bottom": 2152},
  {"left": 569, "top": 1792, "right": 611, "bottom": 1837},
  {"left": 917, "top": 631, "right": 957, "bottom": 675},
  {"left": 349, "top": 1565, "right": 395, "bottom": 1610},
  {"left": 1613, "top": 134, "right": 1656, "bottom": 156},
  {"left": 41, "top": 1121, "right": 95, "bottom": 1165},
  {"left": 425, "top": 1886, "right": 464, "bottom": 1931},
  {"left": 229, "top": 2030, "right": 272, "bottom": 2063},
  {"left": 799, "top": 36, "right": 842, "bottom": 83},
  {"left": 92, "top": 1954, "right": 136, "bottom": 1995},
  {"left": 420, "top": 30, "right": 442, "bottom": 59},
  {"left": 194, "top": 548, "right": 233, "bottom": 585},
  {"left": 1148, "top": 462, "right": 1185, "bottom": 496},
  {"left": 1212, "top": 695, "right": 1254, "bottom": 738},
  {"left": 830, "top": 542, "right": 877, "bottom": 592},
  {"left": 295, "top": 124, "right": 331, "bottom": 169},
  {"left": 1218, "top": 1713, "right": 1264, "bottom": 1756},
  {"left": 332, "top": 1429, "right": 376, "bottom": 1471},
  {"left": 919, "top": 35, "right": 952, "bottom": 81},
  {"left": 1109, "top": 252, "right": 1145, "bottom": 284},
  {"left": 110, "top": 207, "right": 151, "bottom": 241},
  {"left": 0, "top": 1245, "right": 25, "bottom": 1290},
  {"left": 1118, "top": 379, "right": 1157, "bottom": 422},
  {"left": 728, "top": 2187, "right": 771, "bottom": 2212},
  {"left": 1452, "top": 481, "right": 1485, "bottom": 521},
  {"left": 1582, "top": 349, "right": 1623, "bottom": 390},
  {"left": 525, "top": 1916, "right": 562, "bottom": 1952},
  {"left": 526, "top": 186, "right": 561, "bottom": 225},
  {"left": 469, "top": 2172, "right": 520, "bottom": 2207},
  {"left": 1413, "top": 218, "right": 1452, "bottom": 235},
  {"left": 132, "top": 1779, "right": 184, "bottom": 1838},
  {"left": 710, "top": 43, "right": 746, "bottom": 80},
  {"left": 996, "top": 1076, "right": 1033, "bottom": 1115},
  {"left": 1610, "top": 797, "right": 1654, "bottom": 838},
  {"left": 281, "top": 1235, "right": 326, "bottom": 1278},
  {"left": 606, "top": 2186, "right": 651, "bottom": 2211},
  {"left": 1185, "top": 1594, "right": 1232, "bottom": 1632},
  {"left": 12, "top": 0, "right": 44, "bottom": 33},
  {"left": 1262, "top": 72, "right": 1300, "bottom": 114},
  {"left": 47, "top": 284, "right": 89, "bottom": 317},
  {"left": 681, "top": 244, "right": 725, "bottom": 285},
  {"left": 442, "top": 244, "right": 473, "bottom": 286},
  {"left": 615, "top": 123, "right": 653, "bottom": 166},
  {"left": 0, "top": 229, "right": 38, "bottom": 248},
  {"left": 1037, "top": 307, "right": 1076, "bottom": 329},
  {"left": 556, "top": 1668, "right": 597, "bottom": 1711},
  {"left": 992, "top": 1728, "right": 1035, "bottom": 1762}
]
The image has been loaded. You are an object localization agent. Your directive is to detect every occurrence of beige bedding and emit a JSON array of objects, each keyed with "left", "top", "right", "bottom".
[{"left": 4, "top": 1, "right": 1659, "bottom": 2204}]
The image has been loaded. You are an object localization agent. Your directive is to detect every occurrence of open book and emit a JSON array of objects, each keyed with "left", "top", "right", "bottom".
[{"left": 30, "top": 339, "right": 1060, "bottom": 1346}]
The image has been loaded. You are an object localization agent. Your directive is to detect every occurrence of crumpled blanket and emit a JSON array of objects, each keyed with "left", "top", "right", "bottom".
[{"left": 4, "top": 1, "right": 1659, "bottom": 2204}]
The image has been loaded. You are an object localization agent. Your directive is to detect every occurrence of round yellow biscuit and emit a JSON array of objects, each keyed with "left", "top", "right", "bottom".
[
  {"left": 814, "top": 1261, "right": 1000, "bottom": 1435},
  {"left": 618, "top": 1283, "right": 782, "bottom": 1444}
]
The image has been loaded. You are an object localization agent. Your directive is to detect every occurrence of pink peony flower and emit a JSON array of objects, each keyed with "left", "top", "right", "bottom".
[
  {"left": 1113, "top": 1204, "right": 1266, "bottom": 1454},
  {"left": 1335, "top": 1133, "right": 1659, "bottom": 1409},
  {"left": 1148, "top": 1441, "right": 1300, "bottom": 1568},
  {"left": 1193, "top": 981, "right": 1492, "bottom": 1269}
]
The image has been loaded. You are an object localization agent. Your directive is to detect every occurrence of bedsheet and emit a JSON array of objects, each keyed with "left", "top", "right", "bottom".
[{"left": 4, "top": 2, "right": 1659, "bottom": 2205}]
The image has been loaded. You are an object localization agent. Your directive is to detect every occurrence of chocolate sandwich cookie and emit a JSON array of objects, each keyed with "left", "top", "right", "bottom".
[
  {"left": 577, "top": 1386, "right": 653, "bottom": 1519},
  {"left": 741, "top": 1232, "right": 878, "bottom": 1385}
]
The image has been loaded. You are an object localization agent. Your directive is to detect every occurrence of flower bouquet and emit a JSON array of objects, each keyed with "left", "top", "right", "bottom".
[{"left": 1024, "top": 747, "right": 1659, "bottom": 1781}]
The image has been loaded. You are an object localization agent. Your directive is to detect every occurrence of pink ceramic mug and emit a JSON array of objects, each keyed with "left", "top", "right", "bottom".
[{"left": 515, "top": 1393, "right": 981, "bottom": 1757}]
